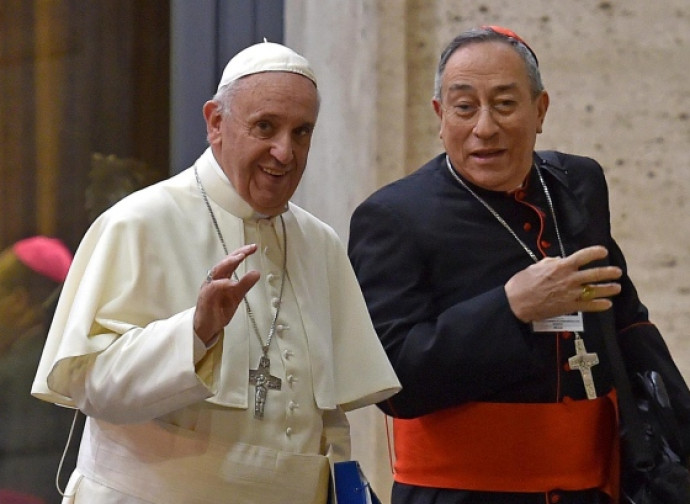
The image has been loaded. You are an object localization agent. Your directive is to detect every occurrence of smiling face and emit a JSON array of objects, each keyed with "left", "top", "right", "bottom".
[
  {"left": 433, "top": 41, "right": 549, "bottom": 191},
  {"left": 204, "top": 71, "right": 319, "bottom": 216}
]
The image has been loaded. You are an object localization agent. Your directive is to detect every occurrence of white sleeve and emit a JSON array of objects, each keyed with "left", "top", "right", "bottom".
[
  {"left": 321, "top": 406, "right": 351, "bottom": 463},
  {"left": 52, "top": 308, "right": 214, "bottom": 424}
]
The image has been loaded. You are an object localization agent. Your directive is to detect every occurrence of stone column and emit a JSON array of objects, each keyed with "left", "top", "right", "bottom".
[
  {"left": 286, "top": 5, "right": 409, "bottom": 500},
  {"left": 286, "top": 1, "right": 690, "bottom": 501}
]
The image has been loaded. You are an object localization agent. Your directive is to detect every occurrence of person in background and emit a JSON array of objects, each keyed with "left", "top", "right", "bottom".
[
  {"left": 84, "top": 153, "right": 159, "bottom": 223},
  {"left": 32, "top": 41, "right": 400, "bottom": 503},
  {"left": 348, "top": 26, "right": 690, "bottom": 504},
  {"left": 0, "top": 236, "right": 73, "bottom": 504}
]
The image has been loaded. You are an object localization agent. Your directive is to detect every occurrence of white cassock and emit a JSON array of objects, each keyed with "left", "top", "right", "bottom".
[{"left": 32, "top": 148, "right": 401, "bottom": 504}]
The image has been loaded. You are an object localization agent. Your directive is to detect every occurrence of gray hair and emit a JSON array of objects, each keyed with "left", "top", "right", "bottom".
[
  {"left": 433, "top": 27, "right": 544, "bottom": 101},
  {"left": 211, "top": 79, "right": 242, "bottom": 117}
]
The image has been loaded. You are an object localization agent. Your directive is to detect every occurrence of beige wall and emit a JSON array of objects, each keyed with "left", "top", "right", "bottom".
[{"left": 287, "top": 1, "right": 690, "bottom": 501}]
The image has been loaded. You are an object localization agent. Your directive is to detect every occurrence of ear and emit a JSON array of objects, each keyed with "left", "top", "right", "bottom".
[
  {"left": 535, "top": 91, "right": 549, "bottom": 134},
  {"left": 432, "top": 97, "right": 443, "bottom": 119},
  {"left": 203, "top": 100, "right": 223, "bottom": 144},
  {"left": 432, "top": 98, "right": 445, "bottom": 139}
]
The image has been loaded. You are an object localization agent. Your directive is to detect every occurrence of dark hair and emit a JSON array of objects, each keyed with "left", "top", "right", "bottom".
[{"left": 434, "top": 26, "right": 544, "bottom": 100}]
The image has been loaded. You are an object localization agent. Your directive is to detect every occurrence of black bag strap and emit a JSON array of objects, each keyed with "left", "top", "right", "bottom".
[
  {"left": 600, "top": 312, "right": 656, "bottom": 471},
  {"left": 537, "top": 149, "right": 665, "bottom": 470}
]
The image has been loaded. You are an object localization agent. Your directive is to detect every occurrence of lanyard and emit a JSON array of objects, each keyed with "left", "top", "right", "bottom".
[{"left": 444, "top": 155, "right": 567, "bottom": 262}]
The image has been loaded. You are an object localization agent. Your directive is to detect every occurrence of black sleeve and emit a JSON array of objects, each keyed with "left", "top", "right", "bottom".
[{"left": 348, "top": 198, "right": 551, "bottom": 418}]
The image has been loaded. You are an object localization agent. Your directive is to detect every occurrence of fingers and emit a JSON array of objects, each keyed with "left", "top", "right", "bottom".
[
  {"left": 194, "top": 244, "right": 260, "bottom": 343},
  {"left": 574, "top": 281, "right": 621, "bottom": 303},
  {"left": 576, "top": 298, "right": 614, "bottom": 313},
  {"left": 506, "top": 245, "right": 623, "bottom": 323},
  {"left": 573, "top": 282, "right": 618, "bottom": 313},
  {"left": 232, "top": 269, "right": 261, "bottom": 297},
  {"left": 202, "top": 243, "right": 261, "bottom": 302},
  {"left": 206, "top": 244, "right": 258, "bottom": 283},
  {"left": 575, "top": 265, "right": 622, "bottom": 286},
  {"left": 565, "top": 245, "right": 622, "bottom": 285},
  {"left": 567, "top": 247, "right": 622, "bottom": 312},
  {"left": 564, "top": 245, "right": 608, "bottom": 268}
]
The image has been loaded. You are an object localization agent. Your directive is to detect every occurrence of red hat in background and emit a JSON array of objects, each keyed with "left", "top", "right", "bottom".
[{"left": 12, "top": 236, "right": 73, "bottom": 283}]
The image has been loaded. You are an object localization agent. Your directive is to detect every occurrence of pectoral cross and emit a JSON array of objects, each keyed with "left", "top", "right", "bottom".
[
  {"left": 568, "top": 337, "right": 599, "bottom": 400},
  {"left": 249, "top": 355, "right": 282, "bottom": 419}
]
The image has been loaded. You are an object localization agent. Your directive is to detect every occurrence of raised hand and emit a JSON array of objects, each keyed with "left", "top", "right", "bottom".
[
  {"left": 504, "top": 245, "right": 622, "bottom": 323},
  {"left": 194, "top": 244, "right": 261, "bottom": 344}
]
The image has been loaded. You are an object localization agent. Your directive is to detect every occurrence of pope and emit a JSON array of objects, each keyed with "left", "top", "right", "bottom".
[{"left": 32, "top": 42, "right": 400, "bottom": 504}]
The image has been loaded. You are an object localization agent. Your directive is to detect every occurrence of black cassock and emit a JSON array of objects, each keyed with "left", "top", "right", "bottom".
[{"left": 348, "top": 151, "right": 690, "bottom": 504}]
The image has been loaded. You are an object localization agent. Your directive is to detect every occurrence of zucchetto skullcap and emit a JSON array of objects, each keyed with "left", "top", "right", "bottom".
[
  {"left": 217, "top": 41, "right": 317, "bottom": 92},
  {"left": 12, "top": 236, "right": 73, "bottom": 283}
]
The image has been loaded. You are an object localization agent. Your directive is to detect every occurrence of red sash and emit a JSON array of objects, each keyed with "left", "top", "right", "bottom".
[{"left": 393, "top": 390, "right": 619, "bottom": 499}]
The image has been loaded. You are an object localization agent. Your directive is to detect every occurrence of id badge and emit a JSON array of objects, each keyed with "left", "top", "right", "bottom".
[{"left": 532, "top": 312, "right": 584, "bottom": 332}]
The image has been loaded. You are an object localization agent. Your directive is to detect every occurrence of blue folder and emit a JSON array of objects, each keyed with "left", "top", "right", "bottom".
[{"left": 333, "top": 461, "right": 382, "bottom": 504}]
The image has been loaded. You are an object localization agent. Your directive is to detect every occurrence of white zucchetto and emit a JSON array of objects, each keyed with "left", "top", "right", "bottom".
[{"left": 217, "top": 41, "right": 317, "bottom": 92}]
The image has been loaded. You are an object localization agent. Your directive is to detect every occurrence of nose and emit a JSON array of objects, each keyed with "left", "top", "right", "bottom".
[
  {"left": 270, "top": 132, "right": 295, "bottom": 165},
  {"left": 472, "top": 107, "right": 500, "bottom": 138}
]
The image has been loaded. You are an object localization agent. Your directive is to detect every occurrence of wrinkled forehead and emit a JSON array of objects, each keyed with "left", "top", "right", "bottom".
[
  {"left": 442, "top": 42, "right": 531, "bottom": 90},
  {"left": 446, "top": 39, "right": 526, "bottom": 68}
]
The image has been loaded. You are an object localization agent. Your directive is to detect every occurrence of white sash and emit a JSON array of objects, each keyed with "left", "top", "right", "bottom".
[{"left": 72, "top": 418, "right": 330, "bottom": 504}]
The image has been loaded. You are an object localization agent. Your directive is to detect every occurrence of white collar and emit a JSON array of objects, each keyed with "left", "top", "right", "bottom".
[{"left": 197, "top": 148, "right": 288, "bottom": 221}]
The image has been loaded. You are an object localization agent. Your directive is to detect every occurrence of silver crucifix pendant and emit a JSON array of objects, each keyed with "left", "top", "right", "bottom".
[
  {"left": 568, "top": 337, "right": 599, "bottom": 400},
  {"left": 249, "top": 355, "right": 282, "bottom": 419}
]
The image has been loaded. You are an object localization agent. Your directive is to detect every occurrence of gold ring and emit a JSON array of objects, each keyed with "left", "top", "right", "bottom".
[{"left": 579, "top": 284, "right": 595, "bottom": 301}]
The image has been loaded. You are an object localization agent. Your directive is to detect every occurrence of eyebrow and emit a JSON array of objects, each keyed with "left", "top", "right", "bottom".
[{"left": 447, "top": 82, "right": 519, "bottom": 94}]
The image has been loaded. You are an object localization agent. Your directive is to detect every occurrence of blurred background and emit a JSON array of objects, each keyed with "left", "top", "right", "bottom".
[{"left": 1, "top": 1, "right": 688, "bottom": 502}]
